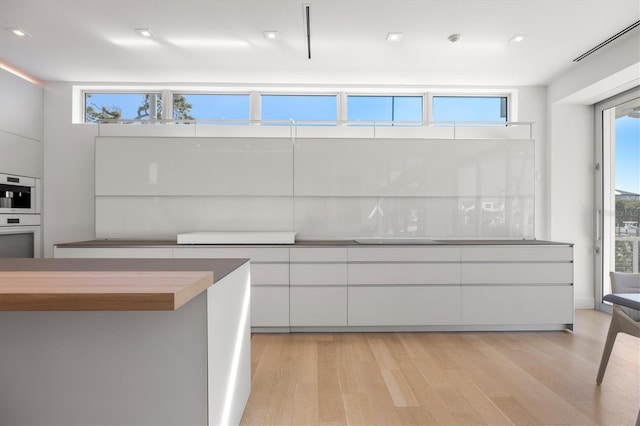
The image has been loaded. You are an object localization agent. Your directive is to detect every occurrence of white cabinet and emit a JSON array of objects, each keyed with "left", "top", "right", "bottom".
[
  {"left": 289, "top": 248, "right": 347, "bottom": 327},
  {"left": 54, "top": 247, "right": 173, "bottom": 258},
  {"left": 348, "top": 286, "right": 461, "bottom": 326},
  {"left": 347, "top": 246, "right": 461, "bottom": 327},
  {"left": 173, "top": 247, "right": 290, "bottom": 330},
  {"left": 461, "top": 286, "right": 574, "bottom": 325},
  {"left": 459, "top": 246, "right": 574, "bottom": 327}
]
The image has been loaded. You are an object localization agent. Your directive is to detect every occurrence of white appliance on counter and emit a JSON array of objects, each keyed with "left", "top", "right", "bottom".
[{"left": 0, "top": 173, "right": 41, "bottom": 258}]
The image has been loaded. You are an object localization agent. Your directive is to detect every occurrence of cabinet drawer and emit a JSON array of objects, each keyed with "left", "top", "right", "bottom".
[
  {"left": 348, "top": 286, "right": 461, "bottom": 326},
  {"left": 290, "top": 247, "right": 347, "bottom": 262},
  {"left": 251, "top": 286, "right": 289, "bottom": 327},
  {"left": 290, "top": 264, "right": 347, "bottom": 286},
  {"left": 461, "top": 246, "right": 573, "bottom": 262},
  {"left": 290, "top": 287, "right": 347, "bottom": 327},
  {"left": 461, "top": 285, "right": 574, "bottom": 325},
  {"left": 173, "top": 247, "right": 288, "bottom": 262},
  {"left": 461, "top": 263, "right": 573, "bottom": 285},
  {"left": 54, "top": 247, "right": 173, "bottom": 258},
  {"left": 349, "top": 263, "right": 460, "bottom": 285},
  {"left": 348, "top": 247, "right": 460, "bottom": 262},
  {"left": 252, "top": 264, "right": 289, "bottom": 285}
]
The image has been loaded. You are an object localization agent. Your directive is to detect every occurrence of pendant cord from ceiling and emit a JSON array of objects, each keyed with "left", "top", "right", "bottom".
[{"left": 305, "top": 5, "right": 311, "bottom": 59}]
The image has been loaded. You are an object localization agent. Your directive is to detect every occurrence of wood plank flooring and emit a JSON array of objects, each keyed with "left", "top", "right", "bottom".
[{"left": 241, "top": 310, "right": 640, "bottom": 425}]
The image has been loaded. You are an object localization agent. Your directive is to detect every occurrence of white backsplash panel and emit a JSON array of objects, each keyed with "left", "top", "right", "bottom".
[
  {"left": 96, "top": 137, "right": 293, "bottom": 196},
  {"left": 293, "top": 138, "right": 534, "bottom": 197},
  {"left": 96, "top": 196, "right": 293, "bottom": 239},
  {"left": 94, "top": 133, "right": 535, "bottom": 240}
]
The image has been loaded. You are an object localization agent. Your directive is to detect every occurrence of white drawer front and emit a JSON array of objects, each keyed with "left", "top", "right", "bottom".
[
  {"left": 251, "top": 264, "right": 290, "bottom": 285},
  {"left": 251, "top": 286, "right": 289, "bottom": 327},
  {"left": 54, "top": 247, "right": 173, "bottom": 258},
  {"left": 461, "top": 263, "right": 573, "bottom": 284},
  {"left": 290, "top": 287, "right": 347, "bottom": 327},
  {"left": 290, "top": 247, "right": 347, "bottom": 262},
  {"left": 348, "top": 286, "right": 461, "bottom": 326},
  {"left": 173, "top": 247, "right": 288, "bottom": 262},
  {"left": 461, "top": 285, "right": 574, "bottom": 325},
  {"left": 461, "top": 246, "right": 573, "bottom": 262},
  {"left": 348, "top": 247, "right": 460, "bottom": 262},
  {"left": 290, "top": 264, "right": 347, "bottom": 286},
  {"left": 349, "top": 263, "right": 460, "bottom": 285}
]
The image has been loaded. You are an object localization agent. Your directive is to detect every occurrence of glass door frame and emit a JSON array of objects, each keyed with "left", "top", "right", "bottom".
[{"left": 595, "top": 86, "right": 640, "bottom": 312}]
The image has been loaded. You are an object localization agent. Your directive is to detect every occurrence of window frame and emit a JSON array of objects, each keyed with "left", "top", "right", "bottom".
[
  {"left": 345, "top": 94, "right": 425, "bottom": 124},
  {"left": 83, "top": 90, "right": 165, "bottom": 123},
  {"left": 258, "top": 93, "right": 340, "bottom": 124},
  {"left": 169, "top": 92, "right": 252, "bottom": 122},
  {"left": 427, "top": 93, "right": 514, "bottom": 123}
]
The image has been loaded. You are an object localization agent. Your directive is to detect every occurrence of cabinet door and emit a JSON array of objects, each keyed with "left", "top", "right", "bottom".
[
  {"left": 349, "top": 263, "right": 460, "bottom": 285},
  {"left": 460, "top": 246, "right": 573, "bottom": 262},
  {"left": 173, "top": 247, "right": 289, "bottom": 262},
  {"left": 54, "top": 247, "right": 173, "bottom": 258},
  {"left": 251, "top": 286, "right": 289, "bottom": 328},
  {"left": 290, "top": 264, "right": 347, "bottom": 285},
  {"left": 290, "top": 287, "right": 347, "bottom": 327},
  {"left": 461, "top": 285, "right": 574, "bottom": 325},
  {"left": 461, "top": 263, "right": 573, "bottom": 285},
  {"left": 348, "top": 286, "right": 461, "bottom": 326}
]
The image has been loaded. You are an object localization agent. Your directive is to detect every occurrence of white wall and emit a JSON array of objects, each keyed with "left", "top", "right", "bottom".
[
  {"left": 547, "top": 31, "right": 640, "bottom": 309},
  {"left": 43, "top": 83, "right": 98, "bottom": 256}
]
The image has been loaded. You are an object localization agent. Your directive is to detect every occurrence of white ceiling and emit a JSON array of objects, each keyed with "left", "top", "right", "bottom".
[{"left": 0, "top": 0, "right": 638, "bottom": 87}]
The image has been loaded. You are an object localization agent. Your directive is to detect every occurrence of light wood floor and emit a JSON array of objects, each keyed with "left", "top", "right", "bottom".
[{"left": 240, "top": 310, "right": 640, "bottom": 425}]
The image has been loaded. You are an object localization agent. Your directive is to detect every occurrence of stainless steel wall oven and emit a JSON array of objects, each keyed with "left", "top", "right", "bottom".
[{"left": 0, "top": 173, "right": 41, "bottom": 258}]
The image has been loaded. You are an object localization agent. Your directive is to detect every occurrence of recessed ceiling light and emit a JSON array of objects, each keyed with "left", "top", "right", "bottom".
[
  {"left": 6, "top": 27, "right": 31, "bottom": 37},
  {"left": 263, "top": 31, "right": 279, "bottom": 40},
  {"left": 386, "top": 32, "right": 403, "bottom": 42},
  {"left": 509, "top": 34, "right": 528, "bottom": 43},
  {"left": 135, "top": 28, "right": 154, "bottom": 38}
]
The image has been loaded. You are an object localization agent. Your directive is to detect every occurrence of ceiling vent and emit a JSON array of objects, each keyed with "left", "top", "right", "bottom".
[{"left": 573, "top": 20, "right": 639, "bottom": 62}]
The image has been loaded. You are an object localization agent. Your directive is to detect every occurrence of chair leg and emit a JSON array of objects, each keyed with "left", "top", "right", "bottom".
[{"left": 596, "top": 320, "right": 619, "bottom": 384}]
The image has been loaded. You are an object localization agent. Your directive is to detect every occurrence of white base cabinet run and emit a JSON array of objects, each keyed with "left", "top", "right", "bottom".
[{"left": 54, "top": 242, "right": 574, "bottom": 331}]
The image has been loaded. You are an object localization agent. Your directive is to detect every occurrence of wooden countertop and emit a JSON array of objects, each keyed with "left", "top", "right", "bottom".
[{"left": 0, "top": 258, "right": 248, "bottom": 311}]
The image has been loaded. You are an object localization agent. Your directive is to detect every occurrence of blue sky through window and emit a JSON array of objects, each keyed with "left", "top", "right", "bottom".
[
  {"left": 174, "top": 94, "right": 249, "bottom": 120},
  {"left": 615, "top": 115, "right": 640, "bottom": 193},
  {"left": 85, "top": 92, "right": 513, "bottom": 125},
  {"left": 347, "top": 96, "right": 422, "bottom": 122},
  {"left": 260, "top": 95, "right": 337, "bottom": 122},
  {"left": 432, "top": 96, "right": 507, "bottom": 122}
]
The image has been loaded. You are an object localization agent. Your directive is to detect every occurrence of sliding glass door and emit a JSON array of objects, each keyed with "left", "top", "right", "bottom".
[{"left": 595, "top": 88, "right": 640, "bottom": 310}]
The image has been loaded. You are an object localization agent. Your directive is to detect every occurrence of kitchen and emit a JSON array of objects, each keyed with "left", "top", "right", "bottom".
[{"left": 0, "top": 1, "right": 639, "bottom": 424}]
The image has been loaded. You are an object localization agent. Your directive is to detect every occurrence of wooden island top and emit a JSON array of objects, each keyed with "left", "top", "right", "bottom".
[{"left": 0, "top": 258, "right": 248, "bottom": 311}]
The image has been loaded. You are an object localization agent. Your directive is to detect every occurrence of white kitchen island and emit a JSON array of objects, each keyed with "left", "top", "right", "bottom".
[{"left": 0, "top": 258, "right": 251, "bottom": 426}]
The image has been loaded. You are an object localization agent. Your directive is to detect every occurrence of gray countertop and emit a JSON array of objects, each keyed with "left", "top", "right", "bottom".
[{"left": 54, "top": 239, "right": 573, "bottom": 248}]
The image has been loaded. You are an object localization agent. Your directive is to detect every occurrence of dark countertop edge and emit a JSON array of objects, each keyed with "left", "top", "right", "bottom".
[
  {"left": 0, "top": 258, "right": 250, "bottom": 284},
  {"left": 54, "top": 239, "right": 573, "bottom": 248}
]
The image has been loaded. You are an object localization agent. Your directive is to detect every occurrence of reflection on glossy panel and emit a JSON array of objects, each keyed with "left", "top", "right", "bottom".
[
  {"left": 96, "top": 137, "right": 293, "bottom": 196},
  {"left": 96, "top": 196, "right": 293, "bottom": 239},
  {"left": 294, "top": 138, "right": 534, "bottom": 197},
  {"left": 294, "top": 196, "right": 533, "bottom": 239}
]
